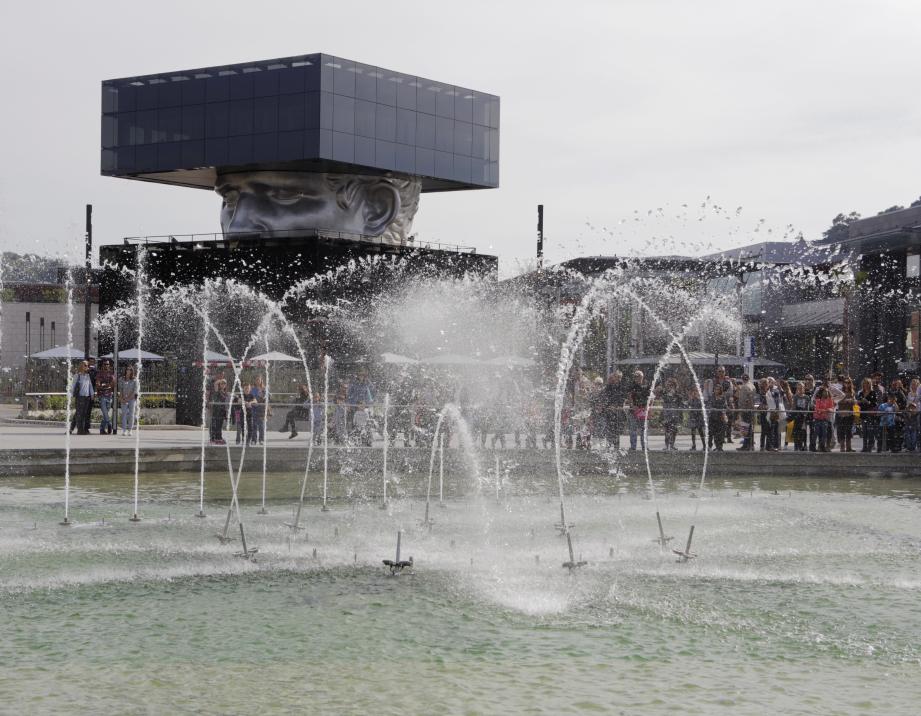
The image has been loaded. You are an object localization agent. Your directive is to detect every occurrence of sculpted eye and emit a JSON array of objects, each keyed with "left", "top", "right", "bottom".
[{"left": 268, "top": 188, "right": 305, "bottom": 204}]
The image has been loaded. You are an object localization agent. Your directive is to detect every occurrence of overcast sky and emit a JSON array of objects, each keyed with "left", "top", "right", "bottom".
[{"left": 1, "top": 0, "right": 919, "bottom": 274}]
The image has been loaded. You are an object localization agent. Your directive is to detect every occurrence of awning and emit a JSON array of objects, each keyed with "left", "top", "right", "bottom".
[
  {"left": 250, "top": 351, "right": 301, "bottom": 363},
  {"left": 101, "top": 348, "right": 164, "bottom": 362},
  {"left": 381, "top": 352, "right": 419, "bottom": 365},
  {"left": 29, "top": 346, "right": 95, "bottom": 360}
]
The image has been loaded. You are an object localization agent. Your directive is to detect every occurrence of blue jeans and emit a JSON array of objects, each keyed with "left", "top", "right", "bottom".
[
  {"left": 99, "top": 396, "right": 113, "bottom": 432},
  {"left": 121, "top": 399, "right": 136, "bottom": 432},
  {"left": 628, "top": 414, "right": 646, "bottom": 450},
  {"left": 814, "top": 420, "right": 829, "bottom": 449}
]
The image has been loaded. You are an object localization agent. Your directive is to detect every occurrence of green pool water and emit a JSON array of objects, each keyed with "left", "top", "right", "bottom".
[{"left": 1, "top": 474, "right": 920, "bottom": 714}]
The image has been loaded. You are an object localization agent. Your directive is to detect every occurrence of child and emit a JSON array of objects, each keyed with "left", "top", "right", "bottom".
[{"left": 878, "top": 395, "right": 897, "bottom": 452}]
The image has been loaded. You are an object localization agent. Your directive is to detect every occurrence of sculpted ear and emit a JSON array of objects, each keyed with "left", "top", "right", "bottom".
[{"left": 359, "top": 180, "right": 401, "bottom": 236}]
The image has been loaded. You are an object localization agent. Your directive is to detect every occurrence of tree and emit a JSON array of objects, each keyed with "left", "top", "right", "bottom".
[
  {"left": 877, "top": 205, "right": 905, "bottom": 215},
  {"left": 821, "top": 212, "right": 861, "bottom": 244}
]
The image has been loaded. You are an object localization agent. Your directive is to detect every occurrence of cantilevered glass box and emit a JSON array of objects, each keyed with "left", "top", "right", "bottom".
[{"left": 101, "top": 53, "right": 500, "bottom": 192}]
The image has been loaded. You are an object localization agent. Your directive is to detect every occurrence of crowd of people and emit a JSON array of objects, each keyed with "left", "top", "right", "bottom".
[
  {"left": 65, "top": 353, "right": 921, "bottom": 456},
  {"left": 568, "top": 365, "right": 921, "bottom": 454},
  {"left": 67, "top": 358, "right": 138, "bottom": 437}
]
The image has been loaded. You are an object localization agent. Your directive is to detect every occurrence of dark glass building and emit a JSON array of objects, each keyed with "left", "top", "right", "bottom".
[{"left": 100, "top": 53, "right": 500, "bottom": 192}]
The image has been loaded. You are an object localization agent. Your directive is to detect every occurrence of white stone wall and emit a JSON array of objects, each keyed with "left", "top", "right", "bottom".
[{"left": 0, "top": 300, "right": 99, "bottom": 369}]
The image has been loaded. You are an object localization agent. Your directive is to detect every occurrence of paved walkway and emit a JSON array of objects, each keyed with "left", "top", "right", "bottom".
[{"left": 0, "top": 414, "right": 892, "bottom": 455}]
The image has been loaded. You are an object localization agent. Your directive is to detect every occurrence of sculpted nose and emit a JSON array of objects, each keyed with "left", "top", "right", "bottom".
[{"left": 225, "top": 194, "right": 269, "bottom": 234}]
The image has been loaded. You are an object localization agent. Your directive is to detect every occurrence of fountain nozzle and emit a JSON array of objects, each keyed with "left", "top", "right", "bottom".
[
  {"left": 383, "top": 530, "right": 414, "bottom": 576},
  {"left": 653, "top": 511, "right": 673, "bottom": 547},
  {"left": 672, "top": 525, "right": 697, "bottom": 563},
  {"left": 562, "top": 532, "right": 588, "bottom": 571}
]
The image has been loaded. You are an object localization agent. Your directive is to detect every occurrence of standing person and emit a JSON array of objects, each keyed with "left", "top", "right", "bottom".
[
  {"left": 708, "top": 384, "right": 729, "bottom": 451},
  {"left": 96, "top": 360, "right": 116, "bottom": 435},
  {"left": 812, "top": 387, "right": 835, "bottom": 452},
  {"left": 714, "top": 366, "right": 734, "bottom": 445},
  {"left": 687, "top": 386, "right": 706, "bottom": 450},
  {"left": 71, "top": 361, "right": 95, "bottom": 435},
  {"left": 836, "top": 387, "right": 856, "bottom": 452},
  {"left": 120, "top": 365, "right": 137, "bottom": 437},
  {"left": 802, "top": 375, "right": 817, "bottom": 451},
  {"left": 346, "top": 366, "right": 375, "bottom": 431},
  {"left": 792, "top": 381, "right": 810, "bottom": 451},
  {"left": 756, "top": 378, "right": 771, "bottom": 451},
  {"left": 660, "top": 377, "right": 683, "bottom": 451},
  {"left": 627, "top": 370, "right": 649, "bottom": 451},
  {"left": 250, "top": 375, "right": 268, "bottom": 446},
  {"left": 778, "top": 380, "right": 794, "bottom": 450},
  {"left": 764, "top": 378, "right": 786, "bottom": 451},
  {"left": 904, "top": 403, "right": 919, "bottom": 452},
  {"left": 888, "top": 379, "right": 908, "bottom": 452},
  {"left": 878, "top": 394, "right": 897, "bottom": 452},
  {"left": 601, "top": 371, "right": 627, "bottom": 449},
  {"left": 209, "top": 378, "right": 228, "bottom": 445},
  {"left": 735, "top": 375, "right": 756, "bottom": 451},
  {"left": 240, "top": 382, "right": 254, "bottom": 445},
  {"left": 280, "top": 384, "right": 311, "bottom": 439},
  {"left": 856, "top": 377, "right": 879, "bottom": 452}
]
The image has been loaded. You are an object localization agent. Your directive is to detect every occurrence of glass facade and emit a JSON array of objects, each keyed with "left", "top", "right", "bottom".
[{"left": 101, "top": 53, "right": 499, "bottom": 191}]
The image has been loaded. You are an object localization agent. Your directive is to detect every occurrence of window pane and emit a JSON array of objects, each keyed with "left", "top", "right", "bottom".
[
  {"left": 278, "top": 93, "right": 305, "bottom": 131},
  {"left": 277, "top": 130, "right": 304, "bottom": 159},
  {"left": 435, "top": 150, "right": 452, "bottom": 177},
  {"left": 205, "top": 102, "right": 229, "bottom": 137},
  {"left": 206, "top": 76, "right": 230, "bottom": 103},
  {"left": 278, "top": 66, "right": 308, "bottom": 94},
  {"left": 137, "top": 84, "right": 158, "bottom": 110},
  {"left": 333, "top": 94, "right": 355, "bottom": 135},
  {"left": 227, "top": 134, "right": 254, "bottom": 164},
  {"left": 136, "top": 110, "right": 157, "bottom": 144},
  {"left": 455, "top": 90, "right": 474, "bottom": 123},
  {"left": 396, "top": 108, "right": 415, "bottom": 145},
  {"left": 454, "top": 121, "right": 472, "bottom": 156},
  {"left": 397, "top": 76, "right": 416, "bottom": 110},
  {"left": 418, "top": 83, "right": 438, "bottom": 115},
  {"left": 117, "top": 112, "right": 135, "bottom": 145},
  {"left": 375, "top": 139, "right": 395, "bottom": 169},
  {"left": 334, "top": 60, "right": 356, "bottom": 96},
  {"left": 415, "top": 147, "right": 434, "bottom": 176},
  {"left": 472, "top": 125, "right": 488, "bottom": 159},
  {"left": 101, "top": 115, "right": 116, "bottom": 148},
  {"left": 332, "top": 131, "right": 354, "bottom": 162},
  {"left": 254, "top": 132, "right": 278, "bottom": 161},
  {"left": 181, "top": 78, "right": 206, "bottom": 105},
  {"left": 228, "top": 99, "right": 254, "bottom": 135},
  {"left": 254, "top": 96, "right": 278, "bottom": 133},
  {"left": 416, "top": 113, "right": 435, "bottom": 149},
  {"left": 435, "top": 116, "right": 453, "bottom": 153},
  {"left": 159, "top": 82, "right": 181, "bottom": 108},
  {"left": 436, "top": 87, "right": 454, "bottom": 118},
  {"left": 355, "top": 100, "right": 375, "bottom": 137},
  {"left": 472, "top": 95, "right": 489, "bottom": 125},
  {"left": 254, "top": 70, "right": 279, "bottom": 98},
  {"left": 229, "top": 73, "right": 254, "bottom": 100},
  {"left": 355, "top": 135, "right": 374, "bottom": 165},
  {"left": 395, "top": 143, "right": 414, "bottom": 173},
  {"left": 157, "top": 106, "right": 182, "bottom": 142},
  {"left": 355, "top": 64, "right": 376, "bottom": 101},
  {"left": 182, "top": 104, "right": 204, "bottom": 140},
  {"left": 376, "top": 104, "right": 396, "bottom": 141},
  {"left": 377, "top": 73, "right": 397, "bottom": 106}
]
